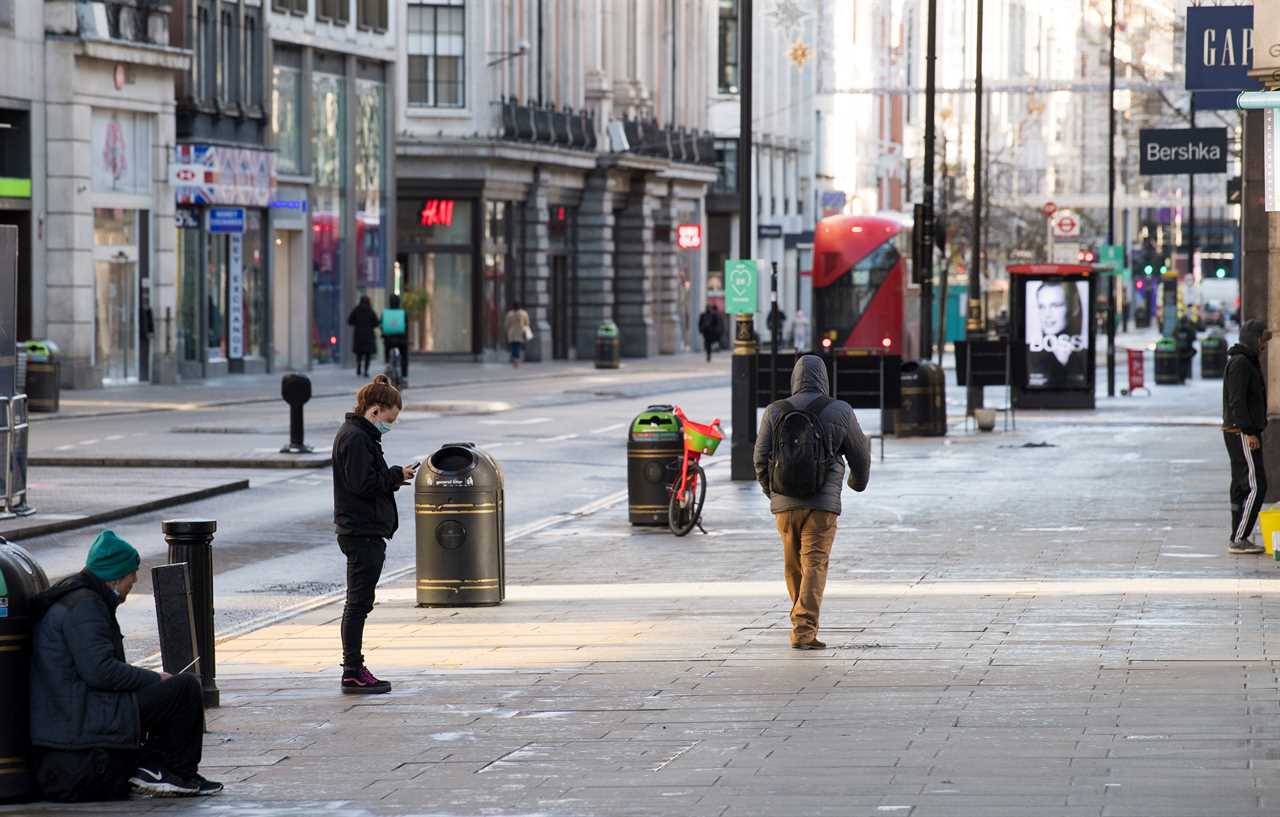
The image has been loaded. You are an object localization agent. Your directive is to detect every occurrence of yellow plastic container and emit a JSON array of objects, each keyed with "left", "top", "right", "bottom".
[{"left": 1258, "top": 507, "right": 1280, "bottom": 557}]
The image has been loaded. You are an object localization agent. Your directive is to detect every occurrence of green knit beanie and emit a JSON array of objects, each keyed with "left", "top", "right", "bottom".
[{"left": 85, "top": 530, "right": 141, "bottom": 582}]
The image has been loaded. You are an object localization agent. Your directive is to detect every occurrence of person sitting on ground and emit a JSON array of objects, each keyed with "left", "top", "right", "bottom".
[{"left": 28, "top": 530, "right": 222, "bottom": 800}]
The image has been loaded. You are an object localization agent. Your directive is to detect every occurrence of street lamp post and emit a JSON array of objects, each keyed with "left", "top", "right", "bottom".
[
  {"left": 920, "top": 0, "right": 938, "bottom": 362},
  {"left": 966, "top": 0, "right": 985, "bottom": 414},
  {"left": 1106, "top": 0, "right": 1117, "bottom": 398},
  {"left": 731, "top": 0, "right": 756, "bottom": 482}
]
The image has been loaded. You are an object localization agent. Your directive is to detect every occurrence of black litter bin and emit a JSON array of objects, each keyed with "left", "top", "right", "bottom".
[
  {"left": 595, "top": 320, "right": 621, "bottom": 369},
  {"left": 415, "top": 443, "right": 505, "bottom": 607},
  {"left": 0, "top": 539, "right": 49, "bottom": 801},
  {"left": 628, "top": 405, "right": 683, "bottom": 525},
  {"left": 1201, "top": 333, "right": 1227, "bottom": 379},
  {"left": 897, "top": 361, "right": 947, "bottom": 437},
  {"left": 22, "top": 340, "right": 60, "bottom": 413},
  {"left": 1154, "top": 337, "right": 1183, "bottom": 385}
]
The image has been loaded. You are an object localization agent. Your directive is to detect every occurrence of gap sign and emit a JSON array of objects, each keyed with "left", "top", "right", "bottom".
[
  {"left": 1139, "top": 128, "right": 1228, "bottom": 175},
  {"left": 1185, "top": 6, "right": 1261, "bottom": 92}
]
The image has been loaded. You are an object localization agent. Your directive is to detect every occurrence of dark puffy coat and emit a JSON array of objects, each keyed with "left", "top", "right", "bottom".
[
  {"left": 347, "top": 302, "right": 380, "bottom": 356},
  {"left": 333, "top": 413, "right": 407, "bottom": 538},
  {"left": 753, "top": 355, "right": 871, "bottom": 515},
  {"left": 29, "top": 571, "right": 162, "bottom": 751},
  {"left": 1224, "top": 343, "right": 1267, "bottom": 436}
]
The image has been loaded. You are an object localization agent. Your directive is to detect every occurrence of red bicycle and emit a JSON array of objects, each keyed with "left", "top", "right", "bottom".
[{"left": 668, "top": 406, "right": 722, "bottom": 536}]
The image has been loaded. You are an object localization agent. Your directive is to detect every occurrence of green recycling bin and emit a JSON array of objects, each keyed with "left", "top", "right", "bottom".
[
  {"left": 595, "top": 320, "right": 621, "bottom": 369},
  {"left": 22, "top": 340, "right": 60, "bottom": 413},
  {"left": 627, "top": 405, "right": 682, "bottom": 525},
  {"left": 1154, "top": 337, "right": 1183, "bottom": 385}
]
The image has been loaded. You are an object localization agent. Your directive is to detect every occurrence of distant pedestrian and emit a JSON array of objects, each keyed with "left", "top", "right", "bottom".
[
  {"left": 767, "top": 308, "right": 788, "bottom": 345},
  {"left": 792, "top": 308, "right": 811, "bottom": 351},
  {"left": 332, "top": 375, "right": 419, "bottom": 693},
  {"left": 381, "top": 294, "right": 409, "bottom": 385},
  {"left": 753, "top": 355, "right": 871, "bottom": 649},
  {"left": 698, "top": 304, "right": 724, "bottom": 362},
  {"left": 1174, "top": 317, "right": 1198, "bottom": 381},
  {"left": 348, "top": 296, "right": 379, "bottom": 377},
  {"left": 29, "top": 530, "right": 222, "bottom": 800},
  {"left": 505, "top": 301, "right": 531, "bottom": 367},
  {"left": 1223, "top": 319, "right": 1271, "bottom": 554}
]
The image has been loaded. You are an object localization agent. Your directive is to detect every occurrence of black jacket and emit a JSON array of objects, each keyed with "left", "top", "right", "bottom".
[
  {"left": 333, "top": 413, "right": 406, "bottom": 538},
  {"left": 1224, "top": 343, "right": 1267, "bottom": 436},
  {"left": 29, "top": 571, "right": 162, "bottom": 751},
  {"left": 698, "top": 310, "right": 723, "bottom": 339},
  {"left": 347, "top": 303, "right": 379, "bottom": 356},
  {"left": 753, "top": 355, "right": 871, "bottom": 515}
]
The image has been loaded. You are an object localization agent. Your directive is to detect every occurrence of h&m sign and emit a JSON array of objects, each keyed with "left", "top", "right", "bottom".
[
  {"left": 1185, "top": 5, "right": 1262, "bottom": 92},
  {"left": 1139, "top": 128, "right": 1228, "bottom": 176}
]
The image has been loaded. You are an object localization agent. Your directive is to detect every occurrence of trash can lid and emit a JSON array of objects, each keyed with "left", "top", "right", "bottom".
[
  {"left": 1155, "top": 337, "right": 1177, "bottom": 350},
  {"left": 421, "top": 443, "right": 502, "bottom": 488},
  {"left": 597, "top": 320, "right": 619, "bottom": 338},
  {"left": 22, "top": 339, "right": 55, "bottom": 359},
  {"left": 630, "top": 406, "right": 680, "bottom": 438}
]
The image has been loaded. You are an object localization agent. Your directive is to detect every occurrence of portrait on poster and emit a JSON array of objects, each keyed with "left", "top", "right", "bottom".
[{"left": 1024, "top": 279, "right": 1089, "bottom": 389}]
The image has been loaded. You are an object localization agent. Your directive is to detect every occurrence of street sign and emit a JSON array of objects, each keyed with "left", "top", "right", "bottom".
[
  {"left": 207, "top": 207, "right": 246, "bottom": 234},
  {"left": 675, "top": 224, "right": 702, "bottom": 250},
  {"left": 1051, "top": 243, "right": 1080, "bottom": 265},
  {"left": 724, "top": 259, "right": 758, "bottom": 314},
  {"left": 1185, "top": 6, "right": 1261, "bottom": 92},
  {"left": 1139, "top": 128, "right": 1228, "bottom": 175},
  {"left": 1098, "top": 244, "right": 1125, "bottom": 279},
  {"left": 757, "top": 224, "right": 783, "bottom": 239},
  {"left": 1051, "top": 210, "right": 1080, "bottom": 239},
  {"left": 1041, "top": 201, "right": 1057, "bottom": 218}
]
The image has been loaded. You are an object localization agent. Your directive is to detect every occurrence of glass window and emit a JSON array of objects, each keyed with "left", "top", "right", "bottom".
[
  {"left": 398, "top": 195, "right": 472, "bottom": 246},
  {"left": 176, "top": 222, "right": 201, "bottom": 363},
  {"left": 355, "top": 79, "right": 386, "bottom": 292},
  {"left": 718, "top": 0, "right": 739, "bottom": 94},
  {"left": 407, "top": 1, "right": 466, "bottom": 108},
  {"left": 244, "top": 12, "right": 262, "bottom": 109},
  {"left": 219, "top": 7, "right": 238, "bottom": 106},
  {"left": 406, "top": 251, "right": 471, "bottom": 353},
  {"left": 197, "top": 5, "right": 215, "bottom": 101},
  {"left": 311, "top": 71, "right": 347, "bottom": 363},
  {"left": 713, "top": 139, "right": 737, "bottom": 193},
  {"left": 483, "top": 201, "right": 510, "bottom": 350},
  {"left": 206, "top": 233, "right": 226, "bottom": 361},
  {"left": 272, "top": 65, "right": 303, "bottom": 174}
]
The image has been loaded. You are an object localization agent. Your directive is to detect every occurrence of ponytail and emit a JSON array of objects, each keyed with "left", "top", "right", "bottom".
[{"left": 354, "top": 374, "right": 402, "bottom": 415}]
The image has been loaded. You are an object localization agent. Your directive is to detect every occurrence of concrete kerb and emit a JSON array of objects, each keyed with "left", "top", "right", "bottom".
[
  {"left": 27, "top": 456, "right": 333, "bottom": 470},
  {"left": 0, "top": 479, "right": 250, "bottom": 541}
]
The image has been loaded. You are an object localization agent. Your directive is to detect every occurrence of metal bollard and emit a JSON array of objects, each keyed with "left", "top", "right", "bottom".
[
  {"left": 161, "top": 519, "right": 219, "bottom": 708},
  {"left": 279, "top": 373, "right": 314, "bottom": 454}
]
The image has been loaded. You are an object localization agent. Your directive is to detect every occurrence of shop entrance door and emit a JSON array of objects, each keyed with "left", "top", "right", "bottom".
[
  {"left": 94, "top": 254, "right": 138, "bottom": 382},
  {"left": 550, "top": 254, "right": 572, "bottom": 359}
]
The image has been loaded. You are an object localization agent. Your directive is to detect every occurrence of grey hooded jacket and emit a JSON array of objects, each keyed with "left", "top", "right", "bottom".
[{"left": 753, "top": 355, "right": 871, "bottom": 514}]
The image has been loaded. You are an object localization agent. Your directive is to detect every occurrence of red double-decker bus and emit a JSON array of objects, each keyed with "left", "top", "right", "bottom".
[{"left": 811, "top": 214, "right": 912, "bottom": 353}]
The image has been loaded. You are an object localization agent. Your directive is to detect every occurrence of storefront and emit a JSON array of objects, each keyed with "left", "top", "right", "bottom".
[
  {"left": 171, "top": 144, "right": 274, "bottom": 378},
  {"left": 0, "top": 106, "right": 32, "bottom": 342}
]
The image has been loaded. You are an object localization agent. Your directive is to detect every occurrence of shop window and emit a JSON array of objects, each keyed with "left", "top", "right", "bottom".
[
  {"left": 407, "top": 1, "right": 465, "bottom": 109},
  {"left": 317, "top": 0, "right": 350, "bottom": 25},
  {"left": 272, "top": 0, "right": 307, "bottom": 14},
  {"left": 358, "top": 0, "right": 389, "bottom": 32},
  {"left": 219, "top": 6, "right": 239, "bottom": 107},
  {"left": 244, "top": 11, "right": 262, "bottom": 111},
  {"left": 0, "top": 0, "right": 12, "bottom": 32},
  {"left": 718, "top": 0, "right": 739, "bottom": 94},
  {"left": 713, "top": 139, "right": 737, "bottom": 194}
]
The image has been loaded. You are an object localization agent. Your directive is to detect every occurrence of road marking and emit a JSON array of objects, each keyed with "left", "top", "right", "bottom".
[
  {"left": 477, "top": 417, "right": 551, "bottom": 426},
  {"left": 590, "top": 422, "right": 627, "bottom": 435},
  {"left": 55, "top": 444, "right": 74, "bottom": 451},
  {"left": 79, "top": 439, "right": 100, "bottom": 446},
  {"left": 542, "top": 433, "right": 579, "bottom": 442},
  {"left": 105, "top": 434, "right": 125, "bottom": 441}
]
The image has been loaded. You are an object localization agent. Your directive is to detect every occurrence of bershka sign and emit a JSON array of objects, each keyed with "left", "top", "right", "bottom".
[
  {"left": 1139, "top": 128, "right": 1228, "bottom": 175},
  {"left": 1185, "top": 6, "right": 1261, "bottom": 92}
]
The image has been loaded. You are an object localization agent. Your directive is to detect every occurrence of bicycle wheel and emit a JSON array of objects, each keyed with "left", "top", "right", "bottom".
[{"left": 668, "top": 462, "right": 707, "bottom": 537}]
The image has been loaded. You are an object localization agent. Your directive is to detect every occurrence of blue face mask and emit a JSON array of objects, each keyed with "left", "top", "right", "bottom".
[{"left": 375, "top": 420, "right": 392, "bottom": 435}]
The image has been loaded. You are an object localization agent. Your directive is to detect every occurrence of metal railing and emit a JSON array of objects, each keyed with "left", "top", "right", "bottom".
[
  {"left": 0, "top": 394, "right": 33, "bottom": 519},
  {"left": 500, "top": 99, "right": 598, "bottom": 151}
]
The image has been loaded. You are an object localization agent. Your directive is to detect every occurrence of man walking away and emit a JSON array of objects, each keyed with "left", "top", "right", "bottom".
[
  {"left": 381, "top": 294, "right": 409, "bottom": 385},
  {"left": 1224, "top": 319, "right": 1271, "bottom": 554},
  {"left": 698, "top": 304, "right": 724, "bottom": 362},
  {"left": 754, "top": 355, "right": 871, "bottom": 649},
  {"left": 29, "top": 530, "right": 221, "bottom": 800}
]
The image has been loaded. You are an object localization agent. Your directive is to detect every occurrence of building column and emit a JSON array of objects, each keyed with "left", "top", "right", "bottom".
[
  {"left": 152, "top": 99, "right": 179, "bottom": 384},
  {"left": 654, "top": 192, "right": 680, "bottom": 354},
  {"left": 576, "top": 170, "right": 615, "bottom": 355},
  {"left": 522, "top": 173, "right": 552, "bottom": 362},
  {"left": 614, "top": 175, "right": 658, "bottom": 357}
]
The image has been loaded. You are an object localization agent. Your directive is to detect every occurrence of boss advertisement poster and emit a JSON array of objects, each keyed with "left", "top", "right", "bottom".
[{"left": 1023, "top": 278, "right": 1090, "bottom": 389}]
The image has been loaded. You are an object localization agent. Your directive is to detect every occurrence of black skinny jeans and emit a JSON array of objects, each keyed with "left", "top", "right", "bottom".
[
  {"left": 136, "top": 673, "right": 205, "bottom": 779},
  {"left": 338, "top": 535, "right": 387, "bottom": 669},
  {"left": 355, "top": 353, "right": 372, "bottom": 376}
]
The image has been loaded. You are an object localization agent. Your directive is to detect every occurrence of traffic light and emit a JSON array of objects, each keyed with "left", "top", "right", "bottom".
[
  {"left": 1077, "top": 247, "right": 1096, "bottom": 264},
  {"left": 1143, "top": 264, "right": 1154, "bottom": 275},
  {"left": 1216, "top": 267, "right": 1227, "bottom": 279}
]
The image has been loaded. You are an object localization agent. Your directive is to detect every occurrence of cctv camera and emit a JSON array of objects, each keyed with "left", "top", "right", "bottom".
[{"left": 516, "top": 41, "right": 530, "bottom": 55}]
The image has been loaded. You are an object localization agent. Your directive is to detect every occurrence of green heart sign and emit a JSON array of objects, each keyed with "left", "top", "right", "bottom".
[{"left": 724, "top": 259, "right": 758, "bottom": 314}]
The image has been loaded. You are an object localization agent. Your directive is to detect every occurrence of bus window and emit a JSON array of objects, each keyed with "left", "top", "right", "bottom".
[{"left": 815, "top": 239, "right": 900, "bottom": 341}]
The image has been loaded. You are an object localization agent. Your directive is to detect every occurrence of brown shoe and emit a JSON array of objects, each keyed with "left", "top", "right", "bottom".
[{"left": 791, "top": 639, "right": 827, "bottom": 650}]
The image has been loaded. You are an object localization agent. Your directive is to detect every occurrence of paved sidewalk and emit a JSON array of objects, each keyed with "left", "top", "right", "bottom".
[{"left": 12, "top": 376, "right": 1279, "bottom": 817}]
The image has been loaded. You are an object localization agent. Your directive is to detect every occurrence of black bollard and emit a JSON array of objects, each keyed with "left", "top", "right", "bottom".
[
  {"left": 151, "top": 563, "right": 200, "bottom": 678},
  {"left": 161, "top": 519, "right": 219, "bottom": 708},
  {"left": 730, "top": 312, "right": 757, "bottom": 481},
  {"left": 279, "top": 373, "right": 314, "bottom": 454}
]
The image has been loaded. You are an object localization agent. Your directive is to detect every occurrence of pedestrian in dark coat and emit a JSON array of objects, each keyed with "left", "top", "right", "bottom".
[
  {"left": 29, "top": 530, "right": 221, "bottom": 800},
  {"left": 332, "top": 374, "right": 419, "bottom": 693},
  {"left": 347, "top": 296, "right": 379, "bottom": 377},
  {"left": 698, "top": 304, "right": 724, "bottom": 362},
  {"left": 753, "top": 355, "right": 871, "bottom": 650},
  {"left": 1223, "top": 319, "right": 1271, "bottom": 554}
]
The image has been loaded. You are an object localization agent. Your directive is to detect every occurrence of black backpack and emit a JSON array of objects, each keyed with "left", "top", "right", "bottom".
[{"left": 769, "top": 396, "right": 833, "bottom": 497}]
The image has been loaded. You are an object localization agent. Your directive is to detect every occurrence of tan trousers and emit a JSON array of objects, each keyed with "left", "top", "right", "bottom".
[{"left": 774, "top": 509, "right": 838, "bottom": 644}]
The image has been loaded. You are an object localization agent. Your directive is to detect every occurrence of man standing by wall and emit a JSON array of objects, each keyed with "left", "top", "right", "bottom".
[{"left": 1224, "top": 320, "right": 1271, "bottom": 554}]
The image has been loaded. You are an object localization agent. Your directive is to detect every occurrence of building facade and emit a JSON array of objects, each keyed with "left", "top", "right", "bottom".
[
  {"left": 268, "top": 0, "right": 396, "bottom": 370},
  {"left": 394, "top": 0, "right": 718, "bottom": 362}
]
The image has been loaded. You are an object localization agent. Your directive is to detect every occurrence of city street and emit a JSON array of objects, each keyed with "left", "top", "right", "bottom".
[{"left": 11, "top": 347, "right": 1280, "bottom": 817}]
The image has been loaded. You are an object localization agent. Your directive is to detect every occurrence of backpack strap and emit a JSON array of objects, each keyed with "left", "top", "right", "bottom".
[{"left": 805, "top": 395, "right": 833, "bottom": 419}]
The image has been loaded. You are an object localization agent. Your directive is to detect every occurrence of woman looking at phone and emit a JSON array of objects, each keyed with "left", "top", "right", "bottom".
[{"left": 332, "top": 374, "right": 420, "bottom": 694}]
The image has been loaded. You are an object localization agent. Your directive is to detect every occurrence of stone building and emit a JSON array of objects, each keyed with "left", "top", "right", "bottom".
[{"left": 394, "top": 0, "right": 719, "bottom": 362}]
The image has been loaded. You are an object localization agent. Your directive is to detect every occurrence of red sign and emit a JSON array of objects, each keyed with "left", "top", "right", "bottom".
[
  {"left": 676, "top": 224, "right": 702, "bottom": 250},
  {"left": 1126, "top": 348, "right": 1146, "bottom": 394},
  {"left": 1041, "top": 201, "right": 1057, "bottom": 218},
  {"left": 419, "top": 199, "right": 455, "bottom": 227},
  {"left": 1053, "top": 214, "right": 1078, "bottom": 235}
]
